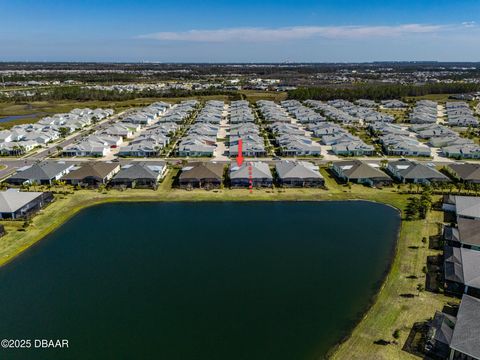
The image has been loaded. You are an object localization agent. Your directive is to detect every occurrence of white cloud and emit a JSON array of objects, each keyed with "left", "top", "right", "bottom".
[
  {"left": 462, "top": 21, "right": 477, "bottom": 28},
  {"left": 138, "top": 24, "right": 448, "bottom": 42}
]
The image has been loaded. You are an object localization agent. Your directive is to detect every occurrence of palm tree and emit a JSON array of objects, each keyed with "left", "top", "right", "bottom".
[
  {"left": 448, "top": 183, "right": 455, "bottom": 194},
  {"left": 437, "top": 181, "right": 446, "bottom": 195},
  {"left": 456, "top": 182, "right": 464, "bottom": 195},
  {"left": 408, "top": 183, "right": 414, "bottom": 193},
  {"left": 474, "top": 183, "right": 480, "bottom": 195}
]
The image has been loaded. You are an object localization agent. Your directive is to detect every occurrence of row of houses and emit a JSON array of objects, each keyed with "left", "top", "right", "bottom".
[
  {"left": 0, "top": 108, "right": 114, "bottom": 155},
  {"left": 282, "top": 101, "right": 374, "bottom": 156},
  {"left": 6, "top": 160, "right": 167, "bottom": 189},
  {"left": 305, "top": 100, "right": 360, "bottom": 124},
  {"left": 256, "top": 100, "right": 292, "bottom": 123},
  {"left": 265, "top": 100, "right": 381, "bottom": 156},
  {"left": 178, "top": 160, "right": 325, "bottom": 189},
  {"left": 367, "top": 121, "right": 434, "bottom": 157},
  {"left": 306, "top": 99, "right": 394, "bottom": 124},
  {"left": 445, "top": 101, "right": 479, "bottom": 127},
  {"left": 371, "top": 121, "right": 480, "bottom": 159},
  {"left": 230, "top": 100, "right": 255, "bottom": 123},
  {"left": 62, "top": 134, "right": 123, "bottom": 157},
  {"left": 161, "top": 100, "right": 199, "bottom": 124},
  {"left": 115, "top": 101, "right": 198, "bottom": 158},
  {"left": 410, "top": 123, "right": 480, "bottom": 159},
  {"left": 380, "top": 99, "right": 408, "bottom": 109},
  {"left": 331, "top": 100, "right": 394, "bottom": 123},
  {"left": 280, "top": 100, "right": 325, "bottom": 123},
  {"left": 8, "top": 158, "right": 472, "bottom": 192},
  {"left": 409, "top": 99, "right": 438, "bottom": 124},
  {"left": 120, "top": 102, "right": 171, "bottom": 126},
  {"left": 331, "top": 158, "right": 448, "bottom": 186},
  {"left": 228, "top": 102, "right": 266, "bottom": 157},
  {"left": 257, "top": 101, "right": 322, "bottom": 156},
  {"left": 195, "top": 100, "right": 225, "bottom": 124},
  {"left": 118, "top": 122, "right": 179, "bottom": 157},
  {"left": 61, "top": 103, "right": 174, "bottom": 157},
  {"left": 425, "top": 196, "right": 480, "bottom": 359},
  {"left": 379, "top": 133, "right": 431, "bottom": 157},
  {"left": 277, "top": 101, "right": 325, "bottom": 156},
  {"left": 177, "top": 101, "right": 225, "bottom": 157}
]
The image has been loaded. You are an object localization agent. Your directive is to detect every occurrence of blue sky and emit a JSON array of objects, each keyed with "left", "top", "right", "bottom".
[{"left": 1, "top": 0, "right": 479, "bottom": 62}]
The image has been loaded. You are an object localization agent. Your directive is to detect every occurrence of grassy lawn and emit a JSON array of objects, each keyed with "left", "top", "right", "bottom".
[
  {"left": 405, "top": 94, "right": 455, "bottom": 103},
  {"left": 0, "top": 168, "right": 454, "bottom": 360},
  {"left": 240, "top": 90, "right": 288, "bottom": 103}
]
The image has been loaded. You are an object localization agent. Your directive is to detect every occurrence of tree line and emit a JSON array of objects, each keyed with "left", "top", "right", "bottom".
[
  {"left": 288, "top": 82, "right": 480, "bottom": 101},
  {"left": 2, "top": 86, "right": 239, "bottom": 102}
]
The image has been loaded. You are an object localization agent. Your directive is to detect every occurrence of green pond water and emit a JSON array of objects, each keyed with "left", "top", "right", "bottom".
[{"left": 0, "top": 201, "right": 400, "bottom": 360}]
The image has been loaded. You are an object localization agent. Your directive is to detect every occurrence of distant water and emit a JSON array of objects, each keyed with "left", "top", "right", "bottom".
[
  {"left": 0, "top": 201, "right": 400, "bottom": 360},
  {"left": 0, "top": 114, "right": 37, "bottom": 123}
]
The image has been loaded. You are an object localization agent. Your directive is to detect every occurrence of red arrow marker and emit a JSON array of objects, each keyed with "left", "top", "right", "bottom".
[{"left": 236, "top": 138, "right": 244, "bottom": 167}]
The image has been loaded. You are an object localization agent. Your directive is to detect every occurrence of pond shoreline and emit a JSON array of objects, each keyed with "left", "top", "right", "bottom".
[
  {"left": 0, "top": 197, "right": 402, "bottom": 359},
  {"left": 0, "top": 188, "right": 409, "bottom": 359}
]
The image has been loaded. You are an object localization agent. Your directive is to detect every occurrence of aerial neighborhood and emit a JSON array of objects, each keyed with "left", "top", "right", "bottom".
[
  {"left": 1, "top": 96, "right": 480, "bottom": 200},
  {"left": 4, "top": 0, "right": 480, "bottom": 358},
  {"left": 1, "top": 93, "right": 480, "bottom": 360}
]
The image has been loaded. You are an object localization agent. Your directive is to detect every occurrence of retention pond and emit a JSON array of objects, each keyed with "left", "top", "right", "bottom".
[{"left": 0, "top": 201, "right": 400, "bottom": 359}]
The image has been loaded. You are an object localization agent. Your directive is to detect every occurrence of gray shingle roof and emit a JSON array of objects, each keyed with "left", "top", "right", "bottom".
[
  {"left": 444, "top": 246, "right": 480, "bottom": 289},
  {"left": 0, "top": 189, "right": 44, "bottom": 213},
  {"left": 179, "top": 162, "right": 224, "bottom": 181},
  {"left": 429, "top": 311, "right": 456, "bottom": 345},
  {"left": 453, "top": 196, "right": 480, "bottom": 219},
  {"left": 9, "top": 161, "right": 72, "bottom": 182},
  {"left": 62, "top": 162, "right": 119, "bottom": 181},
  {"left": 450, "top": 294, "right": 480, "bottom": 359},
  {"left": 275, "top": 160, "right": 323, "bottom": 180},
  {"left": 457, "top": 218, "right": 480, "bottom": 247},
  {"left": 113, "top": 163, "right": 163, "bottom": 181},
  {"left": 230, "top": 162, "right": 272, "bottom": 180},
  {"left": 334, "top": 160, "right": 391, "bottom": 180},
  {"left": 389, "top": 160, "right": 448, "bottom": 181},
  {"left": 448, "top": 163, "right": 480, "bottom": 181}
]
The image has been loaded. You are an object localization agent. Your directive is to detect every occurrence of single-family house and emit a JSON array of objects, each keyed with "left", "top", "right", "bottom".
[
  {"left": 387, "top": 159, "right": 449, "bottom": 184},
  {"left": 447, "top": 163, "right": 480, "bottom": 184},
  {"left": 7, "top": 161, "right": 74, "bottom": 185},
  {"left": 444, "top": 217, "right": 480, "bottom": 251},
  {"left": 444, "top": 246, "right": 480, "bottom": 297},
  {"left": 61, "top": 162, "right": 120, "bottom": 187},
  {"left": 110, "top": 162, "right": 166, "bottom": 189},
  {"left": 178, "top": 162, "right": 224, "bottom": 189},
  {"left": 275, "top": 160, "right": 324, "bottom": 187},
  {"left": 332, "top": 160, "right": 393, "bottom": 187},
  {"left": 230, "top": 162, "right": 273, "bottom": 188},
  {"left": 0, "top": 189, "right": 54, "bottom": 219}
]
